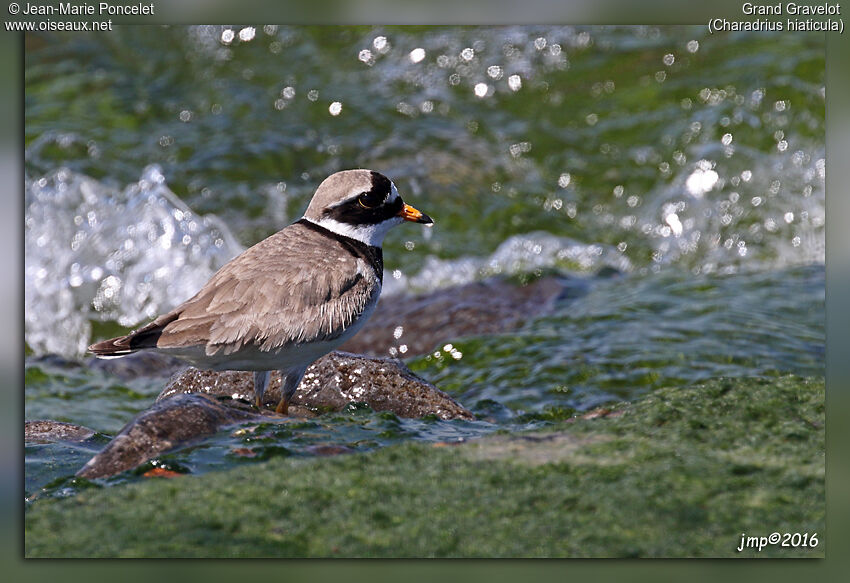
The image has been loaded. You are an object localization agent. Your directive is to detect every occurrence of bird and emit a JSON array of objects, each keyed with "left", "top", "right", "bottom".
[{"left": 89, "top": 169, "right": 433, "bottom": 415}]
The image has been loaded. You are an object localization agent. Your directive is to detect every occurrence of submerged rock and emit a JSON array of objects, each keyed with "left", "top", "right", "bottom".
[
  {"left": 25, "top": 420, "right": 97, "bottom": 443},
  {"left": 76, "top": 352, "right": 472, "bottom": 479},
  {"left": 76, "top": 393, "right": 259, "bottom": 479},
  {"left": 341, "top": 275, "right": 578, "bottom": 357},
  {"left": 88, "top": 351, "right": 185, "bottom": 380}
]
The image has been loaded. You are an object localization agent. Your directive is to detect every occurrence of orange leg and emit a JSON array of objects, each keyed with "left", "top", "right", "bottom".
[
  {"left": 253, "top": 371, "right": 270, "bottom": 409},
  {"left": 276, "top": 366, "right": 306, "bottom": 416},
  {"left": 275, "top": 395, "right": 290, "bottom": 415}
]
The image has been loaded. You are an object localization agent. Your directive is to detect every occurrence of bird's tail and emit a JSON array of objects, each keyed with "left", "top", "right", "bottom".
[
  {"left": 87, "top": 314, "right": 176, "bottom": 358},
  {"left": 88, "top": 334, "right": 140, "bottom": 358}
]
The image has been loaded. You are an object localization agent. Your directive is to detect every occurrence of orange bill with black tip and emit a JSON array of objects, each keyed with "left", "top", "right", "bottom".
[{"left": 397, "top": 203, "right": 433, "bottom": 224}]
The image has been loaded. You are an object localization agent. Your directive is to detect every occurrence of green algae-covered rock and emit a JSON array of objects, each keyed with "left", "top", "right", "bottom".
[{"left": 25, "top": 375, "right": 823, "bottom": 558}]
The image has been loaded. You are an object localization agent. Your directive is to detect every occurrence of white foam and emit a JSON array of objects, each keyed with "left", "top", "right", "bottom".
[
  {"left": 25, "top": 165, "right": 243, "bottom": 357},
  {"left": 382, "top": 232, "right": 633, "bottom": 296}
]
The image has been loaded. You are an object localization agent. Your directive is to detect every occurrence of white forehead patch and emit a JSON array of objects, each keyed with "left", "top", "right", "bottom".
[
  {"left": 338, "top": 185, "right": 366, "bottom": 206},
  {"left": 389, "top": 182, "right": 399, "bottom": 202}
]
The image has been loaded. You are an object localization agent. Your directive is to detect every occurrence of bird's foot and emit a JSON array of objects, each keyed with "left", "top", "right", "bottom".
[{"left": 275, "top": 397, "right": 289, "bottom": 416}]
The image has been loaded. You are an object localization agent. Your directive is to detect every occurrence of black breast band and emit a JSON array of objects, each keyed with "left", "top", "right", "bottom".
[{"left": 295, "top": 218, "right": 384, "bottom": 283}]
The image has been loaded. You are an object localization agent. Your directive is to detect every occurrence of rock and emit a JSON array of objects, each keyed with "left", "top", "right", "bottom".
[
  {"left": 76, "top": 352, "right": 473, "bottom": 479},
  {"left": 25, "top": 420, "right": 97, "bottom": 443},
  {"left": 340, "top": 276, "right": 577, "bottom": 357},
  {"left": 156, "top": 369, "right": 260, "bottom": 405},
  {"left": 76, "top": 393, "right": 260, "bottom": 479},
  {"left": 159, "top": 351, "right": 474, "bottom": 420}
]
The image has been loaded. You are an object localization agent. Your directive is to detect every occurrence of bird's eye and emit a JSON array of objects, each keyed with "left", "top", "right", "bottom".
[{"left": 358, "top": 193, "right": 380, "bottom": 209}]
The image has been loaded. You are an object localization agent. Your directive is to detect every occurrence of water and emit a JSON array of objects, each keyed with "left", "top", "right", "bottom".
[
  {"left": 25, "top": 165, "right": 242, "bottom": 355},
  {"left": 24, "top": 26, "right": 824, "bottom": 498}
]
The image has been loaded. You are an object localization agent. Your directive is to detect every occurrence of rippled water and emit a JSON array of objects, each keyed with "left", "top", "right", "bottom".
[{"left": 24, "top": 26, "right": 824, "bottom": 497}]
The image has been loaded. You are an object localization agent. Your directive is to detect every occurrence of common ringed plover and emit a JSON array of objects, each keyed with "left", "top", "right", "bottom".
[{"left": 89, "top": 169, "right": 433, "bottom": 414}]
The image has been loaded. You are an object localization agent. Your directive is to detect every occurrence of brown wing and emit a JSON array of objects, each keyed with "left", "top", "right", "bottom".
[{"left": 90, "top": 223, "right": 379, "bottom": 357}]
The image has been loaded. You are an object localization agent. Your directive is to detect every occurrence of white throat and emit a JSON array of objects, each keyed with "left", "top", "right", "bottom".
[{"left": 307, "top": 216, "right": 403, "bottom": 247}]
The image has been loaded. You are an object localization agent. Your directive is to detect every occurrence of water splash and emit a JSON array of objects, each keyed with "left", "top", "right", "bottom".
[
  {"left": 385, "top": 232, "right": 632, "bottom": 296},
  {"left": 25, "top": 165, "right": 243, "bottom": 356},
  {"left": 636, "top": 146, "right": 825, "bottom": 274}
]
